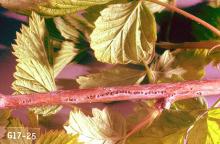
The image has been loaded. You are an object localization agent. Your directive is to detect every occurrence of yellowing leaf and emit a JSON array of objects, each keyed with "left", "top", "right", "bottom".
[
  {"left": 209, "top": 0, "right": 220, "bottom": 8},
  {"left": 53, "top": 16, "right": 91, "bottom": 75},
  {"left": 127, "top": 110, "right": 195, "bottom": 144},
  {"left": 83, "top": 0, "right": 168, "bottom": 27},
  {"left": 36, "top": 130, "right": 80, "bottom": 144},
  {"left": 149, "top": 50, "right": 185, "bottom": 83},
  {"left": 76, "top": 66, "right": 146, "bottom": 88},
  {"left": 12, "top": 12, "right": 62, "bottom": 116},
  {"left": 0, "top": 0, "right": 113, "bottom": 16},
  {"left": 173, "top": 50, "right": 209, "bottom": 80},
  {"left": 145, "top": 0, "right": 168, "bottom": 13},
  {"left": 172, "top": 98, "right": 207, "bottom": 111},
  {"left": 54, "top": 41, "right": 79, "bottom": 77},
  {"left": 0, "top": 110, "right": 10, "bottom": 127},
  {"left": 127, "top": 129, "right": 186, "bottom": 144},
  {"left": 64, "top": 107, "right": 126, "bottom": 144},
  {"left": 82, "top": 0, "right": 129, "bottom": 27},
  {"left": 0, "top": 110, "right": 11, "bottom": 139},
  {"left": 30, "top": 106, "right": 62, "bottom": 117},
  {"left": 54, "top": 14, "right": 94, "bottom": 41},
  {"left": 54, "top": 17, "right": 79, "bottom": 42},
  {"left": 187, "top": 108, "right": 220, "bottom": 144},
  {"left": 28, "top": 111, "right": 39, "bottom": 128},
  {"left": 38, "top": 0, "right": 113, "bottom": 16},
  {"left": 90, "top": 1, "right": 157, "bottom": 64},
  {"left": 0, "top": 118, "right": 33, "bottom": 144}
]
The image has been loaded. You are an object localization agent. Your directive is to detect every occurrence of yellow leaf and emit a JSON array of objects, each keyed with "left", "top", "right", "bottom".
[
  {"left": 173, "top": 50, "right": 209, "bottom": 80},
  {"left": 90, "top": 1, "right": 157, "bottom": 64},
  {"left": 187, "top": 108, "right": 220, "bottom": 144},
  {"left": 53, "top": 16, "right": 90, "bottom": 75},
  {"left": 0, "top": 0, "right": 113, "bottom": 16},
  {"left": 149, "top": 50, "right": 185, "bottom": 83},
  {"left": 76, "top": 66, "right": 146, "bottom": 88},
  {"left": 36, "top": 130, "right": 81, "bottom": 144},
  {"left": 64, "top": 107, "right": 126, "bottom": 144},
  {"left": 56, "top": 14, "right": 94, "bottom": 41},
  {"left": 83, "top": 0, "right": 169, "bottom": 27},
  {"left": 54, "top": 41, "right": 79, "bottom": 77},
  {"left": 0, "top": 110, "right": 10, "bottom": 127},
  {"left": 12, "top": 12, "right": 62, "bottom": 116},
  {"left": 209, "top": 0, "right": 220, "bottom": 8},
  {"left": 127, "top": 110, "right": 195, "bottom": 144},
  {"left": 28, "top": 111, "right": 39, "bottom": 128},
  {"left": 0, "top": 110, "right": 11, "bottom": 139},
  {"left": 54, "top": 17, "right": 79, "bottom": 42},
  {"left": 145, "top": 0, "right": 169, "bottom": 13},
  {"left": 1, "top": 118, "right": 33, "bottom": 144}
]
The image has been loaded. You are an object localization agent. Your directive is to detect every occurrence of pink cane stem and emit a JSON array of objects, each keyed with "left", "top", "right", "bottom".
[{"left": 0, "top": 80, "right": 220, "bottom": 109}]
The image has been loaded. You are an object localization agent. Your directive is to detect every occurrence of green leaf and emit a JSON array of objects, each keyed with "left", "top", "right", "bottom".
[
  {"left": 76, "top": 66, "right": 146, "bottom": 88},
  {"left": 127, "top": 110, "right": 196, "bottom": 144},
  {"left": 36, "top": 130, "right": 80, "bottom": 144},
  {"left": 90, "top": 1, "right": 157, "bottom": 64},
  {"left": 187, "top": 108, "right": 220, "bottom": 144},
  {"left": 0, "top": 0, "right": 113, "bottom": 16},
  {"left": 64, "top": 107, "right": 126, "bottom": 144},
  {"left": 12, "top": 12, "right": 62, "bottom": 116},
  {"left": 54, "top": 41, "right": 79, "bottom": 77},
  {"left": 192, "top": 5, "right": 220, "bottom": 41}
]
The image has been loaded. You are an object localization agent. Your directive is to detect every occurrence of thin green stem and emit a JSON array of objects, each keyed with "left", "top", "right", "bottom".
[{"left": 147, "top": 0, "right": 220, "bottom": 37}]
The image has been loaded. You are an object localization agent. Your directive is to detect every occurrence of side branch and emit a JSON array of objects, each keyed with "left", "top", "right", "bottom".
[
  {"left": 0, "top": 80, "right": 220, "bottom": 109},
  {"left": 157, "top": 41, "right": 220, "bottom": 50}
]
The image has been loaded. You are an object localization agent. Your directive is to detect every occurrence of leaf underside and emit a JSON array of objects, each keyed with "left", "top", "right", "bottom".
[{"left": 90, "top": 1, "right": 157, "bottom": 64}]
